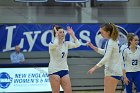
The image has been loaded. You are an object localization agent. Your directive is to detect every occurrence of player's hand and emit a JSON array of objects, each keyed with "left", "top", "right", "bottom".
[
  {"left": 67, "top": 26, "right": 74, "bottom": 35},
  {"left": 88, "top": 67, "right": 96, "bottom": 74},
  {"left": 123, "top": 76, "right": 130, "bottom": 85},
  {"left": 53, "top": 25, "right": 59, "bottom": 37},
  {"left": 86, "top": 41, "right": 92, "bottom": 46}
]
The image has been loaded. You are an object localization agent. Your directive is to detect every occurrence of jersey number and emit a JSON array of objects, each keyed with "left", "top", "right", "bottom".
[
  {"left": 62, "top": 52, "right": 65, "bottom": 58},
  {"left": 132, "top": 59, "right": 138, "bottom": 65}
]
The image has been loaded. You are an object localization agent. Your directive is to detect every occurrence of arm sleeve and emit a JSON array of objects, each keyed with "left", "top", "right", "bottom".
[
  {"left": 10, "top": 53, "right": 16, "bottom": 63},
  {"left": 96, "top": 40, "right": 113, "bottom": 67},
  {"left": 21, "top": 53, "right": 25, "bottom": 62},
  {"left": 120, "top": 52, "right": 125, "bottom": 70},
  {"left": 49, "top": 37, "right": 59, "bottom": 50},
  {"left": 97, "top": 48, "right": 105, "bottom": 55},
  {"left": 68, "top": 39, "right": 81, "bottom": 49}
]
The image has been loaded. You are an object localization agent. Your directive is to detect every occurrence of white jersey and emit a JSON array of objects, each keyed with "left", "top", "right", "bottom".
[
  {"left": 97, "top": 39, "right": 123, "bottom": 76},
  {"left": 120, "top": 43, "right": 128, "bottom": 53},
  {"left": 120, "top": 43, "right": 140, "bottom": 52},
  {"left": 122, "top": 47, "right": 140, "bottom": 72},
  {"left": 48, "top": 37, "right": 81, "bottom": 74}
]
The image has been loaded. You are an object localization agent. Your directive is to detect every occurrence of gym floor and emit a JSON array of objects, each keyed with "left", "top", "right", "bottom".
[
  {"left": 72, "top": 90, "right": 125, "bottom": 93},
  {"left": 73, "top": 90, "right": 124, "bottom": 93}
]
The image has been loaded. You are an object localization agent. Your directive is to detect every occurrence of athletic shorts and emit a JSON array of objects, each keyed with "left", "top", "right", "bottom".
[
  {"left": 111, "top": 76, "right": 122, "bottom": 80},
  {"left": 49, "top": 70, "right": 69, "bottom": 78}
]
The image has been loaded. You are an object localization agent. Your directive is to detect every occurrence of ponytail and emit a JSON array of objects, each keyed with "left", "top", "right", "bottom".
[
  {"left": 110, "top": 23, "right": 119, "bottom": 41},
  {"left": 100, "top": 23, "right": 119, "bottom": 41}
]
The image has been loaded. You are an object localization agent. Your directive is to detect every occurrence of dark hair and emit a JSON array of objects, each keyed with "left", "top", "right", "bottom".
[
  {"left": 127, "top": 33, "right": 137, "bottom": 46},
  {"left": 52, "top": 25, "right": 63, "bottom": 37},
  {"left": 100, "top": 23, "right": 119, "bottom": 41}
]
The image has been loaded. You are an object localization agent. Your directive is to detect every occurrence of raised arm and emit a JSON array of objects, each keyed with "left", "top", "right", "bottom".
[
  {"left": 49, "top": 26, "right": 59, "bottom": 50},
  {"left": 67, "top": 26, "right": 81, "bottom": 49}
]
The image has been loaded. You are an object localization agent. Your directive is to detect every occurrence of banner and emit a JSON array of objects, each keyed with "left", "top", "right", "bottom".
[
  {"left": 0, "top": 24, "right": 140, "bottom": 52},
  {"left": 0, "top": 67, "right": 62, "bottom": 92}
]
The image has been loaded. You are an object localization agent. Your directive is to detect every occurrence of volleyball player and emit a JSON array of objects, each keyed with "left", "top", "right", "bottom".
[
  {"left": 120, "top": 33, "right": 137, "bottom": 52},
  {"left": 122, "top": 33, "right": 140, "bottom": 93},
  {"left": 86, "top": 23, "right": 123, "bottom": 93},
  {"left": 48, "top": 25, "right": 81, "bottom": 93}
]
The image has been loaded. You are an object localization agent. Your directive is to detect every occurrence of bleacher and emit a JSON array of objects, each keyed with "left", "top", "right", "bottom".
[
  {"left": 0, "top": 50, "right": 123, "bottom": 90},
  {"left": 15, "top": 0, "right": 89, "bottom": 7}
]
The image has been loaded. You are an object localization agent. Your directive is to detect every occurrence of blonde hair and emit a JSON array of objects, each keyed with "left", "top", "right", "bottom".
[
  {"left": 110, "top": 23, "right": 119, "bottom": 41},
  {"left": 127, "top": 33, "right": 137, "bottom": 46}
]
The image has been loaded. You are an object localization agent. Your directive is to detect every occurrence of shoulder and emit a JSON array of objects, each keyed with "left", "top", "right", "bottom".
[
  {"left": 19, "top": 52, "right": 24, "bottom": 56},
  {"left": 121, "top": 44, "right": 128, "bottom": 48},
  {"left": 11, "top": 52, "right": 15, "bottom": 55},
  {"left": 49, "top": 41, "right": 53, "bottom": 45},
  {"left": 121, "top": 44, "right": 128, "bottom": 51},
  {"left": 137, "top": 46, "right": 140, "bottom": 50},
  {"left": 123, "top": 47, "right": 129, "bottom": 54},
  {"left": 108, "top": 39, "right": 117, "bottom": 45},
  {"left": 137, "top": 45, "right": 140, "bottom": 48},
  {"left": 109, "top": 39, "right": 115, "bottom": 43}
]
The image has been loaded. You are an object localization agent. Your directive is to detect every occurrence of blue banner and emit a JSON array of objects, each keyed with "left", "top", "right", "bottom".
[{"left": 0, "top": 24, "right": 140, "bottom": 52}]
